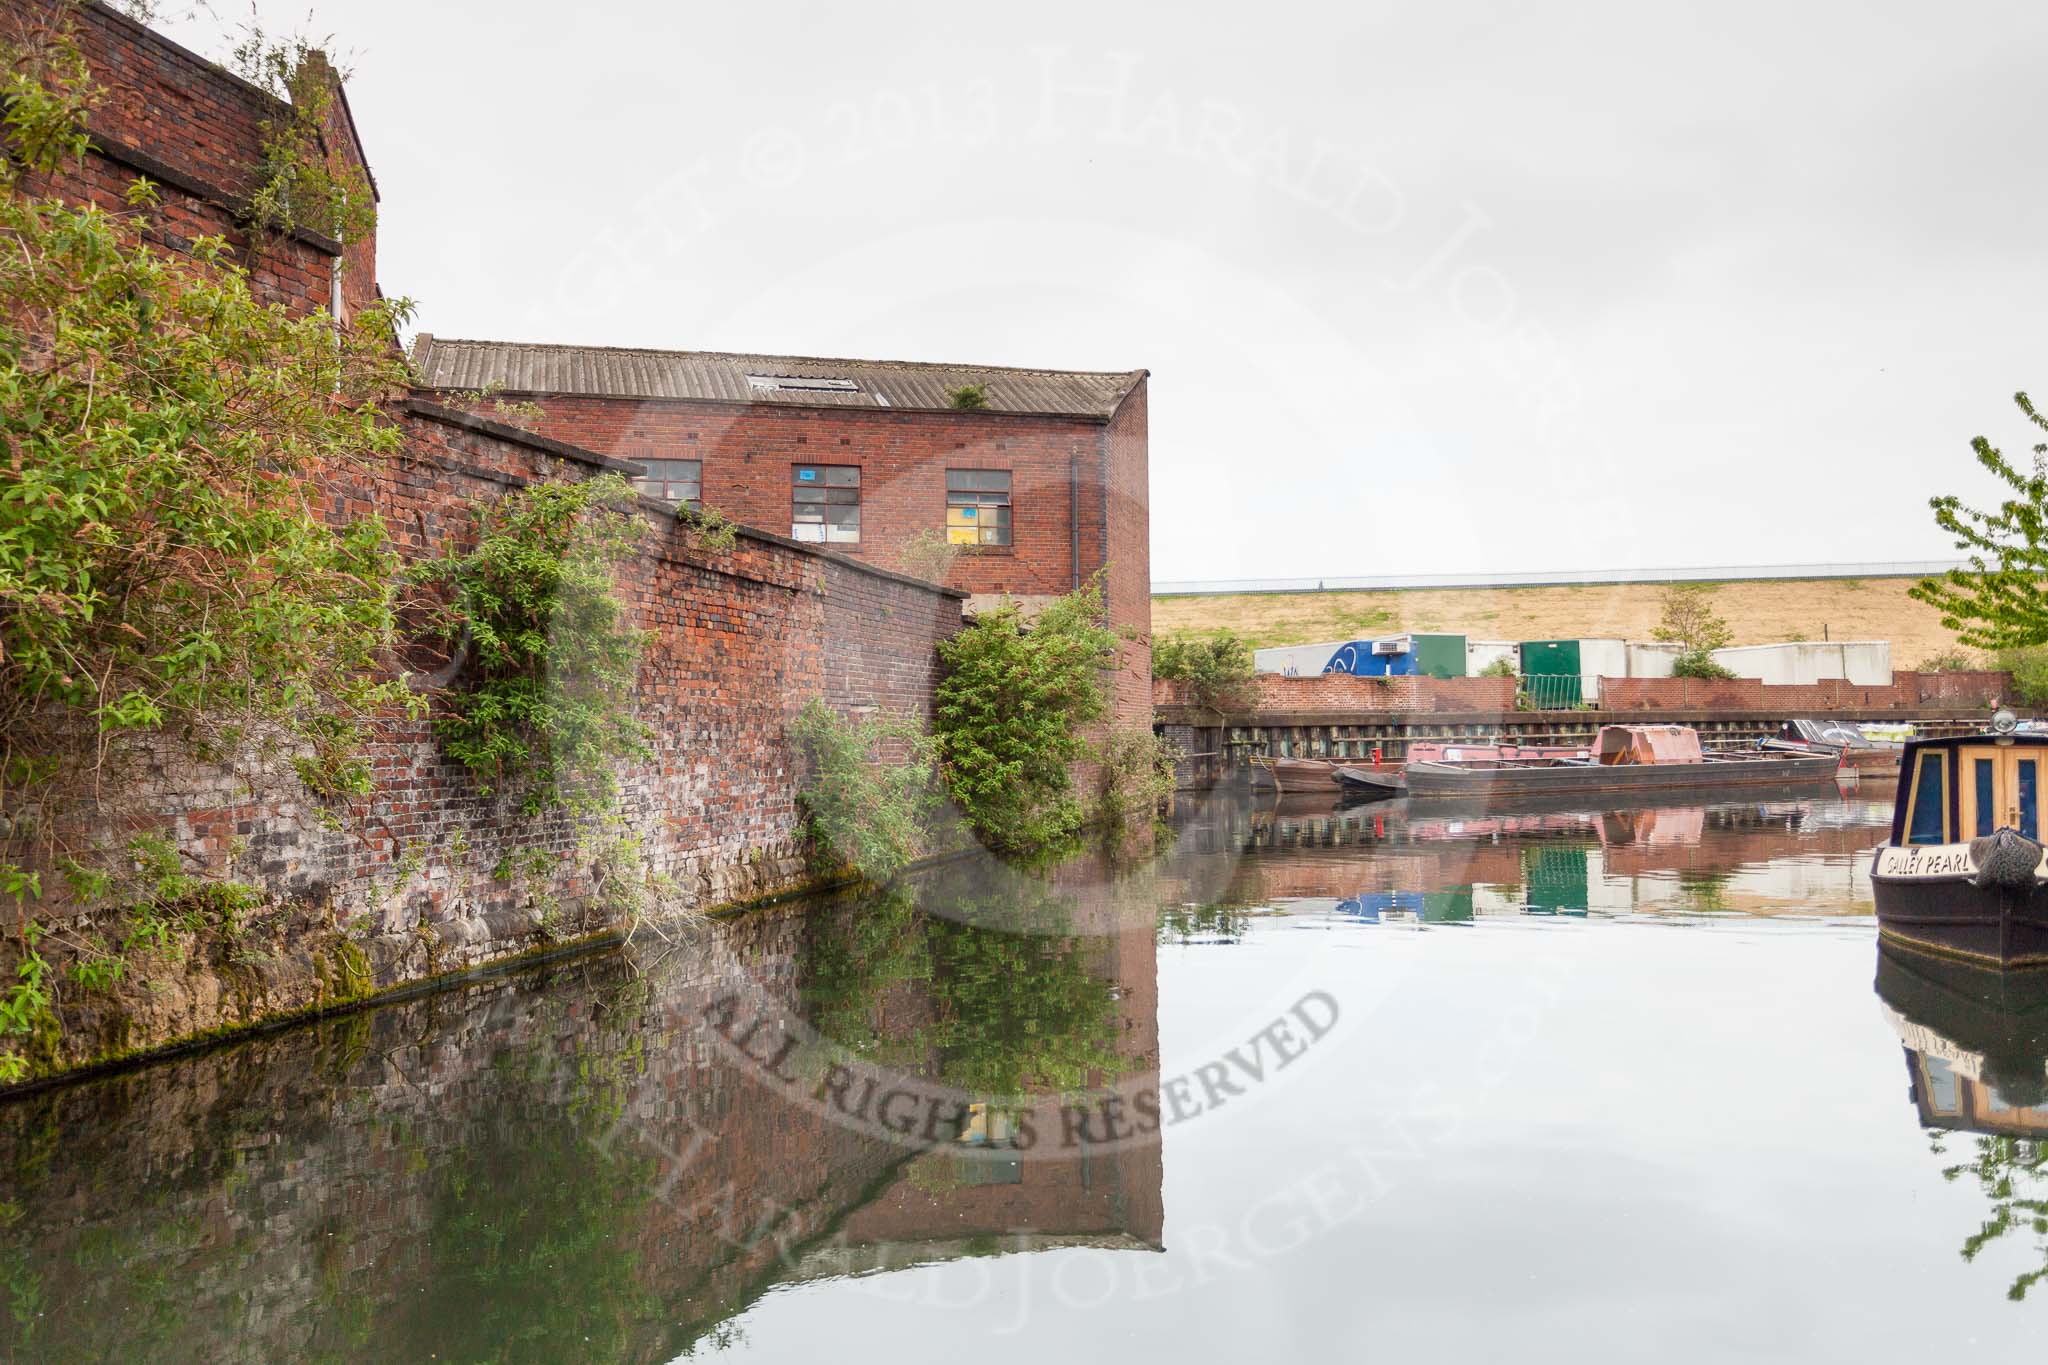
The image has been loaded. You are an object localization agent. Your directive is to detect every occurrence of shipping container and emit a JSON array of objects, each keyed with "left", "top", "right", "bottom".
[
  {"left": 1411, "top": 633, "right": 1469, "bottom": 679},
  {"left": 1519, "top": 639, "right": 1583, "bottom": 708},
  {"left": 1253, "top": 642, "right": 1345, "bottom": 675}
]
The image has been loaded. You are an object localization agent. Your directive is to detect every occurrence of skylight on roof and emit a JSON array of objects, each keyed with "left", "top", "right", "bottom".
[{"left": 747, "top": 374, "right": 860, "bottom": 393}]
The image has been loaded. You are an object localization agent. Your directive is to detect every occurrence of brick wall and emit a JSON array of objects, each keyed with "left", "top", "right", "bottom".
[
  {"left": 1155, "top": 673, "right": 1516, "bottom": 714},
  {"left": 22, "top": 404, "right": 968, "bottom": 1073},
  {"left": 1596, "top": 670, "right": 2012, "bottom": 712},
  {"left": 1102, "top": 378, "right": 1153, "bottom": 725}
]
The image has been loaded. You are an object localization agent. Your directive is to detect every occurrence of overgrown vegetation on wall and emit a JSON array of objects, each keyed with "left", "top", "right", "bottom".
[
  {"left": 416, "top": 474, "right": 652, "bottom": 815},
  {"left": 933, "top": 580, "right": 1121, "bottom": 854},
  {"left": 226, "top": 20, "right": 377, "bottom": 248},
  {"left": 0, "top": 23, "right": 411, "bottom": 773},
  {"left": 789, "top": 700, "right": 940, "bottom": 882},
  {"left": 0, "top": 14, "right": 420, "bottom": 1079}
]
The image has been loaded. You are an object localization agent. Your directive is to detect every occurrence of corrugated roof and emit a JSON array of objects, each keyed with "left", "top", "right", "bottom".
[{"left": 409, "top": 335, "right": 1144, "bottom": 421}]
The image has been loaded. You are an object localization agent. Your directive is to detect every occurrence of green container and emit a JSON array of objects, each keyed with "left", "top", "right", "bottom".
[
  {"left": 1519, "top": 639, "right": 1582, "bottom": 708},
  {"left": 1412, "top": 633, "right": 1468, "bottom": 680}
]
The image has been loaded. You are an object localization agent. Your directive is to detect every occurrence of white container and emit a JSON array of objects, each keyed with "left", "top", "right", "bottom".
[
  {"left": 1711, "top": 641, "right": 1892, "bottom": 686},
  {"left": 1466, "top": 640, "right": 1519, "bottom": 675},
  {"left": 1626, "top": 642, "right": 1681, "bottom": 678},
  {"left": 1254, "top": 642, "right": 1344, "bottom": 676},
  {"left": 1578, "top": 638, "right": 1630, "bottom": 703}
]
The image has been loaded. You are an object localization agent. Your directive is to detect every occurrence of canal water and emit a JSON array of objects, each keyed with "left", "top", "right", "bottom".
[{"left": 4, "top": 784, "right": 2046, "bottom": 1362}]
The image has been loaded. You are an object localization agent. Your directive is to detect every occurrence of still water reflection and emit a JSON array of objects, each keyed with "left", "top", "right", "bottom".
[{"left": 3, "top": 787, "right": 2045, "bottom": 1361}]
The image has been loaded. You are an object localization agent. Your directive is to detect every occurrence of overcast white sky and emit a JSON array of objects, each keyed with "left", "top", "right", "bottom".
[{"left": 159, "top": 0, "right": 2048, "bottom": 583}]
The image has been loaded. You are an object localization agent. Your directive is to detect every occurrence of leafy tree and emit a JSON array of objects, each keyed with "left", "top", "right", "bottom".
[
  {"left": 1152, "top": 631, "right": 1257, "bottom": 716},
  {"left": 1653, "top": 583, "right": 1733, "bottom": 653},
  {"left": 945, "top": 382, "right": 989, "bottom": 410},
  {"left": 1914, "top": 391, "right": 2048, "bottom": 649},
  {"left": 933, "top": 579, "right": 1119, "bottom": 853}
]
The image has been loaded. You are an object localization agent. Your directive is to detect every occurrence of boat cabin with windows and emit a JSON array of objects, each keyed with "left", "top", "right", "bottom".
[{"left": 1893, "top": 732, "right": 2048, "bottom": 847}]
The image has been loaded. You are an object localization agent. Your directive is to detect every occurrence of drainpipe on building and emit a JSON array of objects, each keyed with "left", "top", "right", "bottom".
[{"left": 1069, "top": 450, "right": 1081, "bottom": 591}]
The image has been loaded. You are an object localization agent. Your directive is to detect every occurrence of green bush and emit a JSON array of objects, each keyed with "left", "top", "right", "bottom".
[
  {"left": 945, "top": 382, "right": 989, "bottom": 410},
  {"left": 417, "top": 475, "right": 652, "bottom": 814},
  {"left": 1920, "top": 648, "right": 1980, "bottom": 673},
  {"left": 1993, "top": 648, "right": 2048, "bottom": 706},
  {"left": 1477, "top": 658, "right": 1518, "bottom": 679},
  {"left": 789, "top": 699, "right": 940, "bottom": 882},
  {"left": 1152, "top": 631, "right": 1257, "bottom": 716},
  {"left": 1672, "top": 649, "right": 1737, "bottom": 680},
  {"left": 934, "top": 579, "right": 1119, "bottom": 853}
]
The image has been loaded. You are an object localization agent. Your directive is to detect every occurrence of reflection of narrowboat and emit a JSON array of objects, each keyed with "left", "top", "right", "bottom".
[
  {"left": 1761, "top": 719, "right": 1903, "bottom": 776},
  {"left": 1333, "top": 765, "right": 1405, "bottom": 798},
  {"left": 1401, "top": 724, "right": 1838, "bottom": 801},
  {"left": 1876, "top": 942, "right": 2048, "bottom": 1134},
  {"left": 1870, "top": 715, "right": 2048, "bottom": 968}
]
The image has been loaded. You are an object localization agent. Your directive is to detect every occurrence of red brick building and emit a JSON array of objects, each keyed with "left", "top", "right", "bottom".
[
  {"left": 13, "top": 0, "right": 380, "bottom": 322},
  {"left": 410, "top": 337, "right": 1155, "bottom": 722}
]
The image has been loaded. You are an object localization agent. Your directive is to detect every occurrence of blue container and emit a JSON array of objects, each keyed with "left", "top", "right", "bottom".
[{"left": 1323, "top": 638, "right": 1418, "bottom": 677}]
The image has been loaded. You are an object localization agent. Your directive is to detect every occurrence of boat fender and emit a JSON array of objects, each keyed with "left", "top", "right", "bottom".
[{"left": 1969, "top": 826, "right": 2043, "bottom": 890}]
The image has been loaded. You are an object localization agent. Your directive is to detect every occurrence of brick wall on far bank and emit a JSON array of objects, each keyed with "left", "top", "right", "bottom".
[
  {"left": 1153, "top": 673, "right": 1516, "bottom": 715},
  {"left": 1597, "top": 670, "right": 2012, "bottom": 713}
]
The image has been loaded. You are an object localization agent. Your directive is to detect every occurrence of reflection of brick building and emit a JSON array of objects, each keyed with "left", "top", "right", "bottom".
[
  {"left": 0, "top": 893, "right": 1164, "bottom": 1361},
  {"left": 410, "top": 339, "right": 1155, "bottom": 722}
]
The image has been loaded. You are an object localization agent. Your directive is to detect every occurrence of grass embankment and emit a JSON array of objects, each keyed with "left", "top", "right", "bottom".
[{"left": 1152, "top": 577, "right": 1968, "bottom": 666}]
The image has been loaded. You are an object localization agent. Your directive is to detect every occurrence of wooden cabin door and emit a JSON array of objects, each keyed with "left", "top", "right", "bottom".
[{"left": 1957, "top": 746, "right": 2043, "bottom": 840}]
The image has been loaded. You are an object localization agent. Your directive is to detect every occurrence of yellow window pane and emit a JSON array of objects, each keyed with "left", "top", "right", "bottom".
[{"left": 947, "top": 527, "right": 978, "bottom": 545}]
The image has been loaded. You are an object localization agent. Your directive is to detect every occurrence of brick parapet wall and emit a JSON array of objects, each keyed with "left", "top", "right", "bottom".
[
  {"left": 1157, "top": 670, "right": 2012, "bottom": 722},
  {"left": 1154, "top": 673, "right": 1516, "bottom": 715},
  {"left": 1595, "top": 670, "right": 2012, "bottom": 713}
]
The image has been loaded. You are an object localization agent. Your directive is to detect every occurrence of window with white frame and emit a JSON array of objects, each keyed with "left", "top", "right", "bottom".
[
  {"left": 632, "top": 459, "right": 702, "bottom": 508},
  {"left": 792, "top": 464, "right": 860, "bottom": 544},
  {"left": 945, "top": 469, "right": 1012, "bottom": 546}
]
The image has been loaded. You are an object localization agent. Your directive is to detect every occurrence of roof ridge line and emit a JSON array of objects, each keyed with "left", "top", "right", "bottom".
[{"left": 412, "top": 334, "right": 1144, "bottom": 381}]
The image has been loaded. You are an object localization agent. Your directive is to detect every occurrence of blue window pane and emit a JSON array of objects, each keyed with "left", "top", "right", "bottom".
[
  {"left": 1907, "top": 755, "right": 1947, "bottom": 846},
  {"left": 2020, "top": 760, "right": 2039, "bottom": 839},
  {"left": 1976, "top": 758, "right": 1996, "bottom": 837}
]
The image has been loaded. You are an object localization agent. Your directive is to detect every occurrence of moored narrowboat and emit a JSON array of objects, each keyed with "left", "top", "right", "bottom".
[
  {"left": 1401, "top": 724, "right": 1839, "bottom": 801},
  {"left": 1761, "top": 719, "right": 1903, "bottom": 776},
  {"left": 1871, "top": 712, "right": 2048, "bottom": 969},
  {"left": 1247, "top": 753, "right": 1346, "bottom": 794}
]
